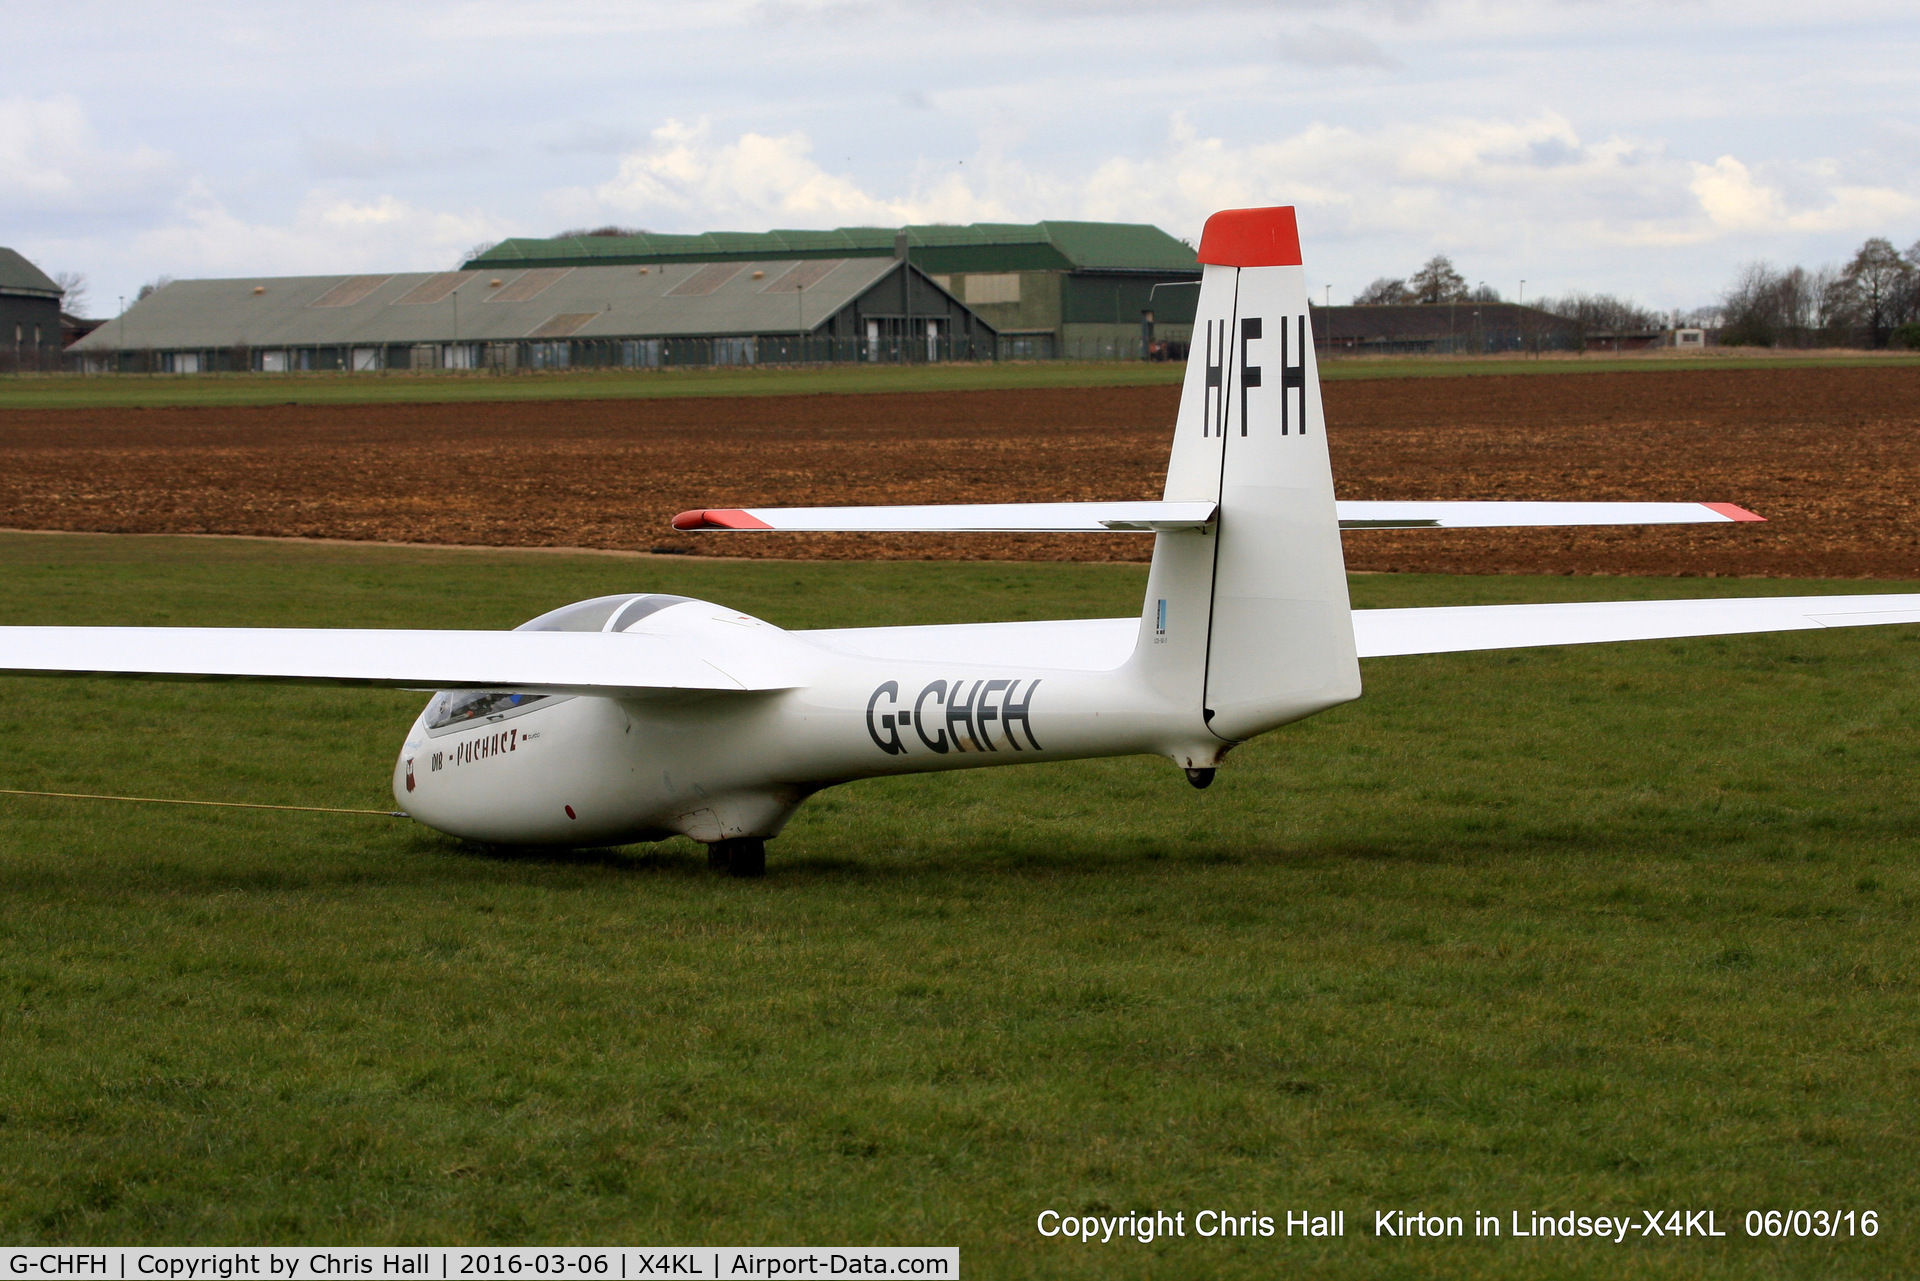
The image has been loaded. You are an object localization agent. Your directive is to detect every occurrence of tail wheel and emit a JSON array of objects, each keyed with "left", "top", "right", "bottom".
[{"left": 713, "top": 836, "right": 766, "bottom": 878}]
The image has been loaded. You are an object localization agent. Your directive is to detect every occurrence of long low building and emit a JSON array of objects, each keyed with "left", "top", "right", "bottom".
[
  {"left": 69, "top": 256, "right": 994, "bottom": 373},
  {"left": 1310, "top": 302, "right": 1583, "bottom": 354}
]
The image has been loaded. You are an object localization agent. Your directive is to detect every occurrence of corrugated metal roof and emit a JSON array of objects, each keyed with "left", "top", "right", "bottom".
[
  {"left": 310, "top": 274, "right": 393, "bottom": 308},
  {"left": 392, "top": 272, "right": 475, "bottom": 306},
  {"left": 667, "top": 263, "right": 750, "bottom": 297},
  {"left": 469, "top": 221, "right": 1199, "bottom": 275},
  {"left": 488, "top": 267, "right": 572, "bottom": 302},
  {"left": 762, "top": 260, "right": 843, "bottom": 293},
  {"left": 68, "top": 257, "right": 917, "bottom": 352},
  {"left": 0, "top": 247, "right": 63, "bottom": 300}
]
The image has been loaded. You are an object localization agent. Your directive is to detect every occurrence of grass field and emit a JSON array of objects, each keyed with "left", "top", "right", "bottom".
[
  {"left": 4, "top": 350, "right": 1918, "bottom": 411},
  {"left": 1, "top": 532, "right": 1917, "bottom": 1277}
]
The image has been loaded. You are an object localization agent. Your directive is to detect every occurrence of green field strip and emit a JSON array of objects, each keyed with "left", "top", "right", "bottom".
[{"left": 3, "top": 352, "right": 1915, "bottom": 411}]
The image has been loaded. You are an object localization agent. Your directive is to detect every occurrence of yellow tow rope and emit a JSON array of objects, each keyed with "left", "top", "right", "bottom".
[{"left": 0, "top": 787, "right": 408, "bottom": 818}]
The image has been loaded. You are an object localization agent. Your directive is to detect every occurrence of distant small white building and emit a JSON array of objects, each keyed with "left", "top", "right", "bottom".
[{"left": 1673, "top": 328, "right": 1706, "bottom": 348}]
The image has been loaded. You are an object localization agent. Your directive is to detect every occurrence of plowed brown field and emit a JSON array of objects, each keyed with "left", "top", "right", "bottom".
[{"left": 1, "top": 366, "right": 1916, "bottom": 577}]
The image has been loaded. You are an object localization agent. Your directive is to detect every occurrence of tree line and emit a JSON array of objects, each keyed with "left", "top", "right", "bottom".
[
  {"left": 1351, "top": 255, "right": 1664, "bottom": 339},
  {"left": 1716, "top": 238, "right": 1920, "bottom": 349},
  {"left": 1349, "top": 237, "right": 1920, "bottom": 349}
]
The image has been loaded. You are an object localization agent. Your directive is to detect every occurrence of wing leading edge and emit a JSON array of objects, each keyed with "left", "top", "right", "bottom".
[
  {"left": 0, "top": 627, "right": 801, "bottom": 695},
  {"left": 1353, "top": 594, "right": 1920, "bottom": 659},
  {"left": 798, "top": 593, "right": 1920, "bottom": 668},
  {"left": 675, "top": 501, "right": 1219, "bottom": 533}
]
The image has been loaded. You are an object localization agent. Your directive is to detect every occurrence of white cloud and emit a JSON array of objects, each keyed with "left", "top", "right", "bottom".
[
  {"left": 1788, "top": 185, "right": 1920, "bottom": 232},
  {"left": 1690, "top": 155, "right": 1786, "bottom": 231},
  {"left": 131, "top": 184, "right": 511, "bottom": 278},
  {"left": 8, "top": 2, "right": 1919, "bottom": 308},
  {"left": 570, "top": 118, "right": 1015, "bottom": 228},
  {"left": 0, "top": 96, "right": 177, "bottom": 213},
  {"left": 1, "top": 94, "right": 517, "bottom": 291},
  {"left": 550, "top": 111, "right": 1919, "bottom": 305},
  {"left": 1689, "top": 154, "right": 1917, "bottom": 236}
]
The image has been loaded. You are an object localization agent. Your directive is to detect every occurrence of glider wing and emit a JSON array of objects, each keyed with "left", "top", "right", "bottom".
[
  {"left": 804, "top": 592, "right": 1920, "bottom": 667},
  {"left": 674, "top": 501, "right": 1218, "bottom": 532},
  {"left": 0, "top": 627, "right": 802, "bottom": 695},
  {"left": 1334, "top": 501, "right": 1762, "bottom": 529},
  {"left": 673, "top": 500, "right": 1759, "bottom": 533},
  {"left": 1353, "top": 594, "right": 1920, "bottom": 659}
]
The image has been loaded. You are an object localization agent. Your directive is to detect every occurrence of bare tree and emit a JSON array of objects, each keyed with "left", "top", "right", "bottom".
[
  {"left": 1833, "top": 237, "right": 1915, "bottom": 348},
  {"left": 459, "top": 241, "right": 499, "bottom": 268},
  {"left": 1901, "top": 240, "right": 1920, "bottom": 348},
  {"left": 1540, "top": 291, "right": 1662, "bottom": 339},
  {"left": 1352, "top": 277, "right": 1411, "bottom": 304},
  {"left": 1718, "top": 263, "right": 1833, "bottom": 347},
  {"left": 1408, "top": 255, "right": 1469, "bottom": 304},
  {"left": 51, "top": 271, "right": 89, "bottom": 318},
  {"left": 553, "top": 225, "right": 649, "bottom": 239},
  {"left": 134, "top": 276, "right": 174, "bottom": 303}
]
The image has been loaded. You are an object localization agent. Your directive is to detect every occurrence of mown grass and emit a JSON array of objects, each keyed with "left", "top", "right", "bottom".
[
  {"left": 5, "top": 351, "right": 1917, "bottom": 411},
  {"left": 0, "top": 533, "right": 1917, "bottom": 1278}
]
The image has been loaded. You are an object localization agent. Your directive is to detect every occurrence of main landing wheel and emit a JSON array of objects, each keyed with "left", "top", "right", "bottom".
[{"left": 712, "top": 836, "right": 767, "bottom": 878}]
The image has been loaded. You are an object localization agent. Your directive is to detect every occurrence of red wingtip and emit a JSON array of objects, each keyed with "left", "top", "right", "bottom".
[
  {"left": 1197, "top": 207, "right": 1302, "bottom": 268},
  {"left": 1704, "top": 502, "right": 1765, "bottom": 523},
  {"left": 672, "top": 508, "right": 772, "bottom": 531}
]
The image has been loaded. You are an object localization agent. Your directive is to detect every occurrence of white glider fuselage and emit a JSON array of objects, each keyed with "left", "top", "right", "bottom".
[{"left": 393, "top": 564, "right": 1314, "bottom": 847}]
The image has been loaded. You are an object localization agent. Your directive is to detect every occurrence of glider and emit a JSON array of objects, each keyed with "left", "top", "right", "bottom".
[{"left": 3, "top": 206, "right": 1916, "bottom": 876}]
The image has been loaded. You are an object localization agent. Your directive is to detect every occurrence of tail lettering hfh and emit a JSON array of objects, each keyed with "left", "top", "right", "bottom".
[
  {"left": 1239, "top": 318, "right": 1260, "bottom": 436},
  {"left": 1203, "top": 318, "right": 1228, "bottom": 439},
  {"left": 1207, "top": 313, "right": 1306, "bottom": 437},
  {"left": 1280, "top": 314, "right": 1306, "bottom": 435}
]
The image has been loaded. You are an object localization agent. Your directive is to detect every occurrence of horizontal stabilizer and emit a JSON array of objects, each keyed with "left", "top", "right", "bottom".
[
  {"left": 672, "top": 500, "right": 1758, "bottom": 534},
  {"left": 1353, "top": 593, "right": 1920, "bottom": 658},
  {"left": 0, "top": 627, "right": 801, "bottom": 696},
  {"left": 1335, "top": 501, "right": 1762, "bottom": 530},
  {"left": 673, "top": 501, "right": 1218, "bottom": 533}
]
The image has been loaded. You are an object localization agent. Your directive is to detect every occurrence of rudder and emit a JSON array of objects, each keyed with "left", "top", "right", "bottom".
[{"left": 1134, "top": 207, "right": 1360, "bottom": 745}]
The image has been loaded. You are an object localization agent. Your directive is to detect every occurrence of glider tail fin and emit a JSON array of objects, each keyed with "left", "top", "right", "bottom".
[{"left": 1135, "top": 206, "right": 1360, "bottom": 746}]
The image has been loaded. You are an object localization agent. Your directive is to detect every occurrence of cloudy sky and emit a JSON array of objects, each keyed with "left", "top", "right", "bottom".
[{"left": 6, "top": 0, "right": 1916, "bottom": 315}]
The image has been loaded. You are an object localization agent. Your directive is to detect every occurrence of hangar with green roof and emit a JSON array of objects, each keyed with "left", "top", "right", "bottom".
[
  {"left": 68, "top": 253, "right": 997, "bottom": 374},
  {"left": 467, "top": 221, "right": 1202, "bottom": 360}
]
